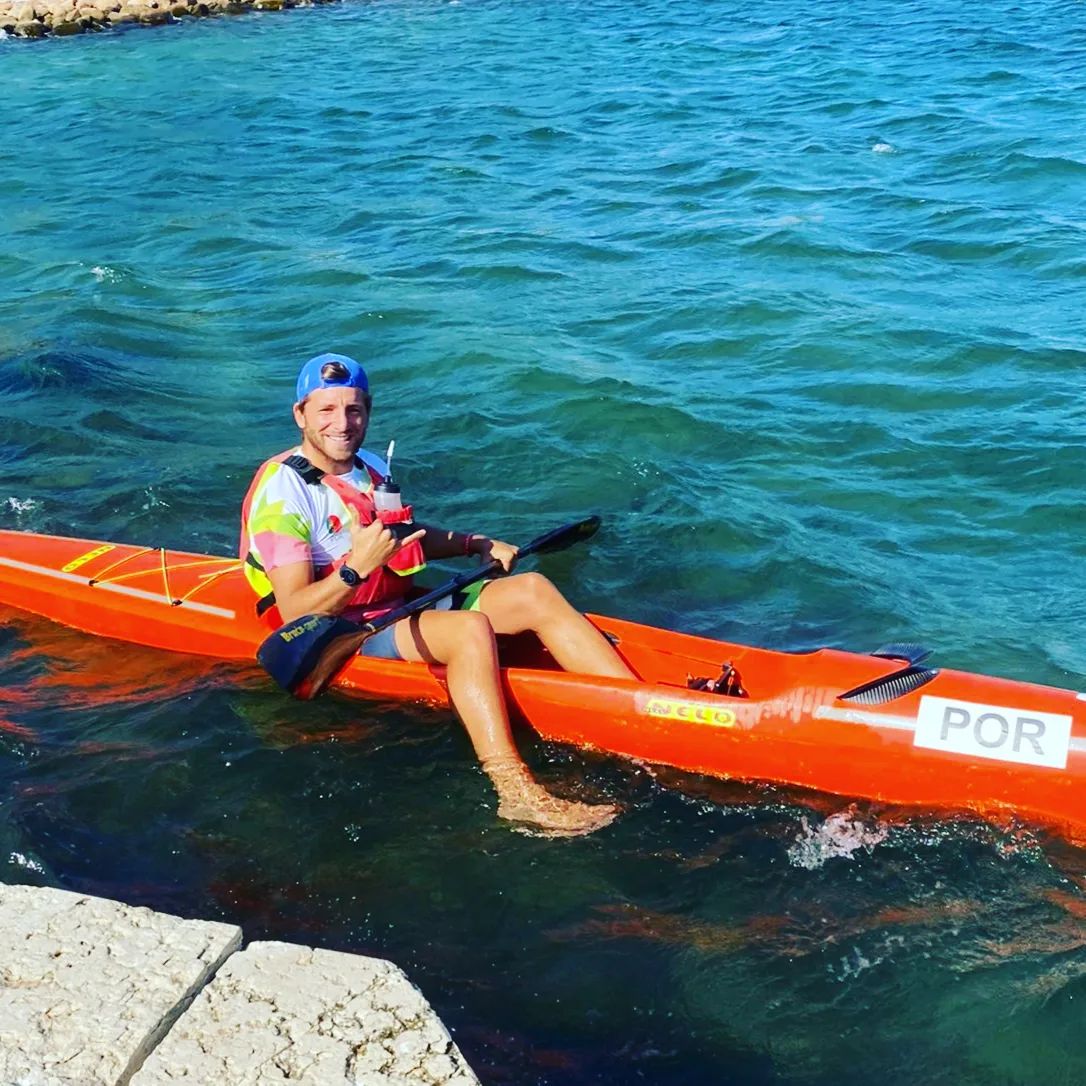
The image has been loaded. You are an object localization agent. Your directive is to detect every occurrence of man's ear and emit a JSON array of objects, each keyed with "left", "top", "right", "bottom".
[{"left": 292, "top": 401, "right": 306, "bottom": 428}]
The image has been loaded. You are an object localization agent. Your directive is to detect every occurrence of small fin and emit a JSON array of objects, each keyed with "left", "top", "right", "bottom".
[
  {"left": 838, "top": 666, "right": 939, "bottom": 706},
  {"left": 871, "top": 642, "right": 932, "bottom": 665}
]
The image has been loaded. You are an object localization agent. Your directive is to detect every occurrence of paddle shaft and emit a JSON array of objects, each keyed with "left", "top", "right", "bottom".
[
  {"left": 255, "top": 516, "right": 600, "bottom": 699},
  {"left": 360, "top": 515, "right": 600, "bottom": 638}
]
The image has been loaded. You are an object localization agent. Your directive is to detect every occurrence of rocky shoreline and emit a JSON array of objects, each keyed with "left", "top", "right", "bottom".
[
  {"left": 0, "top": 883, "right": 482, "bottom": 1084},
  {"left": 1, "top": 0, "right": 333, "bottom": 38}
]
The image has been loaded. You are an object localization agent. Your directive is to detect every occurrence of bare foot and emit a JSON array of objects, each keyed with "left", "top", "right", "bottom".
[
  {"left": 485, "top": 758, "right": 619, "bottom": 837},
  {"left": 498, "top": 791, "right": 619, "bottom": 837}
]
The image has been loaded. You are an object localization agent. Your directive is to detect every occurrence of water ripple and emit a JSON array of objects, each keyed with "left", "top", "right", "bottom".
[{"left": 3, "top": 0, "right": 1086, "bottom": 1083}]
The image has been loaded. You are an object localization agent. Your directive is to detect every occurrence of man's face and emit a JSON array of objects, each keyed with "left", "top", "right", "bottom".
[{"left": 293, "top": 386, "right": 370, "bottom": 467}]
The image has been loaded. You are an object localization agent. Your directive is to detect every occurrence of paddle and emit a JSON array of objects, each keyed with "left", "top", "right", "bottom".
[{"left": 257, "top": 515, "right": 602, "bottom": 700}]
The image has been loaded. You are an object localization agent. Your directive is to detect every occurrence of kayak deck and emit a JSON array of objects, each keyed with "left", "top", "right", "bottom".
[{"left": 1, "top": 529, "right": 1084, "bottom": 842}]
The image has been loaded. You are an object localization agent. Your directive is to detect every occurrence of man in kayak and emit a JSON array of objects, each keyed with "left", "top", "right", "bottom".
[{"left": 240, "top": 352, "right": 637, "bottom": 836}]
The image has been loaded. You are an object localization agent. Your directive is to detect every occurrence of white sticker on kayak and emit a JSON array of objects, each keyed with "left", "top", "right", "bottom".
[{"left": 914, "top": 695, "right": 1071, "bottom": 769}]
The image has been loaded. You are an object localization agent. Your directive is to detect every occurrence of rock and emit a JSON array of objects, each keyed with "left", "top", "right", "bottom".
[
  {"left": 131, "top": 942, "right": 481, "bottom": 1086},
  {"left": 40, "top": 0, "right": 75, "bottom": 20},
  {"left": 0, "top": 885, "right": 241, "bottom": 1086},
  {"left": 0, "top": 0, "right": 326, "bottom": 36}
]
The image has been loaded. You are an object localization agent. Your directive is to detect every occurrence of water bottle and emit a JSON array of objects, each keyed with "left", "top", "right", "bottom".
[
  {"left": 373, "top": 440, "right": 411, "bottom": 538},
  {"left": 373, "top": 478, "right": 403, "bottom": 515}
]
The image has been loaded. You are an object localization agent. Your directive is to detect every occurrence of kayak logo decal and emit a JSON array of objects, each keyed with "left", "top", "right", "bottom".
[
  {"left": 61, "top": 544, "right": 115, "bottom": 573},
  {"left": 914, "top": 695, "right": 1072, "bottom": 770},
  {"left": 640, "top": 694, "right": 737, "bottom": 729}
]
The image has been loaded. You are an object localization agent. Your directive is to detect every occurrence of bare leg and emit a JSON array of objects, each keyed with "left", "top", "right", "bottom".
[
  {"left": 391, "top": 609, "right": 617, "bottom": 836},
  {"left": 475, "top": 572, "right": 638, "bottom": 679}
]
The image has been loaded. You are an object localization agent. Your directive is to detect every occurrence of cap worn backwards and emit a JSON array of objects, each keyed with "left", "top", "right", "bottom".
[{"left": 295, "top": 353, "right": 369, "bottom": 403}]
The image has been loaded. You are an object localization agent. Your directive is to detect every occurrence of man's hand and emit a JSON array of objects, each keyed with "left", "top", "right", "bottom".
[
  {"left": 474, "top": 537, "right": 519, "bottom": 574},
  {"left": 348, "top": 517, "right": 425, "bottom": 577}
]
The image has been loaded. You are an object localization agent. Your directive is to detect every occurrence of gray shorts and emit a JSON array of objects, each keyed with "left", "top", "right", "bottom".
[
  {"left": 357, "top": 582, "right": 489, "bottom": 661},
  {"left": 358, "top": 623, "right": 401, "bottom": 660}
]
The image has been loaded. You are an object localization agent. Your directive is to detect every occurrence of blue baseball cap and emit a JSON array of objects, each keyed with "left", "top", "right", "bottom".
[{"left": 295, "top": 353, "right": 369, "bottom": 404}]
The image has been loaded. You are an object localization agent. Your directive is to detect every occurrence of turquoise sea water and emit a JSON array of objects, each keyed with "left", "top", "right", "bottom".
[{"left": 3, "top": 0, "right": 1086, "bottom": 1081}]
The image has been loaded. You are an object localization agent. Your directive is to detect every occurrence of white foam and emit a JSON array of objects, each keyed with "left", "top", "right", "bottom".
[
  {"left": 141, "top": 487, "right": 170, "bottom": 512},
  {"left": 836, "top": 946, "right": 874, "bottom": 979},
  {"left": 5, "top": 496, "right": 38, "bottom": 515},
  {"left": 8, "top": 852, "right": 45, "bottom": 874},
  {"left": 787, "top": 810, "right": 890, "bottom": 869},
  {"left": 872, "top": 142, "right": 895, "bottom": 154},
  {"left": 831, "top": 934, "right": 906, "bottom": 981}
]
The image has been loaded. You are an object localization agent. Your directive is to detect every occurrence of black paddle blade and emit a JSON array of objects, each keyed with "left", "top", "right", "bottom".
[
  {"left": 528, "top": 515, "right": 601, "bottom": 556},
  {"left": 257, "top": 614, "right": 367, "bottom": 700},
  {"left": 871, "top": 642, "right": 932, "bottom": 666}
]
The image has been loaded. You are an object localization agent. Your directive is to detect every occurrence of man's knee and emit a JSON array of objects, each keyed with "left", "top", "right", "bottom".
[
  {"left": 454, "top": 609, "right": 497, "bottom": 650},
  {"left": 510, "top": 572, "right": 565, "bottom": 615},
  {"left": 405, "top": 609, "right": 494, "bottom": 663}
]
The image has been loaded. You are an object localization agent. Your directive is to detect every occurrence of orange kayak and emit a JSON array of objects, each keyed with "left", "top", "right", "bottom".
[{"left": 1, "top": 528, "right": 1084, "bottom": 842}]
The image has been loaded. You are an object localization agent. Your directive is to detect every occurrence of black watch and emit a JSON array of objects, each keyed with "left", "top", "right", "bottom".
[{"left": 339, "top": 564, "right": 364, "bottom": 588}]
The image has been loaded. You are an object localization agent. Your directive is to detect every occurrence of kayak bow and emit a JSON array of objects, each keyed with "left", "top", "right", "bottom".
[{"left": 1, "top": 528, "right": 1083, "bottom": 842}]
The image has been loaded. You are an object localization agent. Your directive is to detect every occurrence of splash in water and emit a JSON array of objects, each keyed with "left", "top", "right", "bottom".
[
  {"left": 8, "top": 852, "right": 45, "bottom": 874},
  {"left": 788, "top": 809, "right": 891, "bottom": 870},
  {"left": 5, "top": 496, "right": 38, "bottom": 516}
]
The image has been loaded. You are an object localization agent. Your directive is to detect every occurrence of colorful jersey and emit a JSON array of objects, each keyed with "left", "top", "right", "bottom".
[{"left": 241, "top": 447, "right": 415, "bottom": 623}]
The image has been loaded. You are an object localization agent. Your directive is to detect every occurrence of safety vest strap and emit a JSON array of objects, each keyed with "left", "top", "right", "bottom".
[
  {"left": 281, "top": 453, "right": 326, "bottom": 486},
  {"left": 281, "top": 453, "right": 381, "bottom": 490}
]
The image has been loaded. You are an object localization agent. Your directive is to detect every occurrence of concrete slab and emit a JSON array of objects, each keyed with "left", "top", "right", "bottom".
[
  {"left": 0, "top": 882, "right": 241, "bottom": 1086},
  {"left": 131, "top": 940, "right": 481, "bottom": 1085}
]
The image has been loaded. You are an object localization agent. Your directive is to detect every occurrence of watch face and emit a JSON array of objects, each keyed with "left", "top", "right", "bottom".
[{"left": 339, "top": 565, "right": 360, "bottom": 587}]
